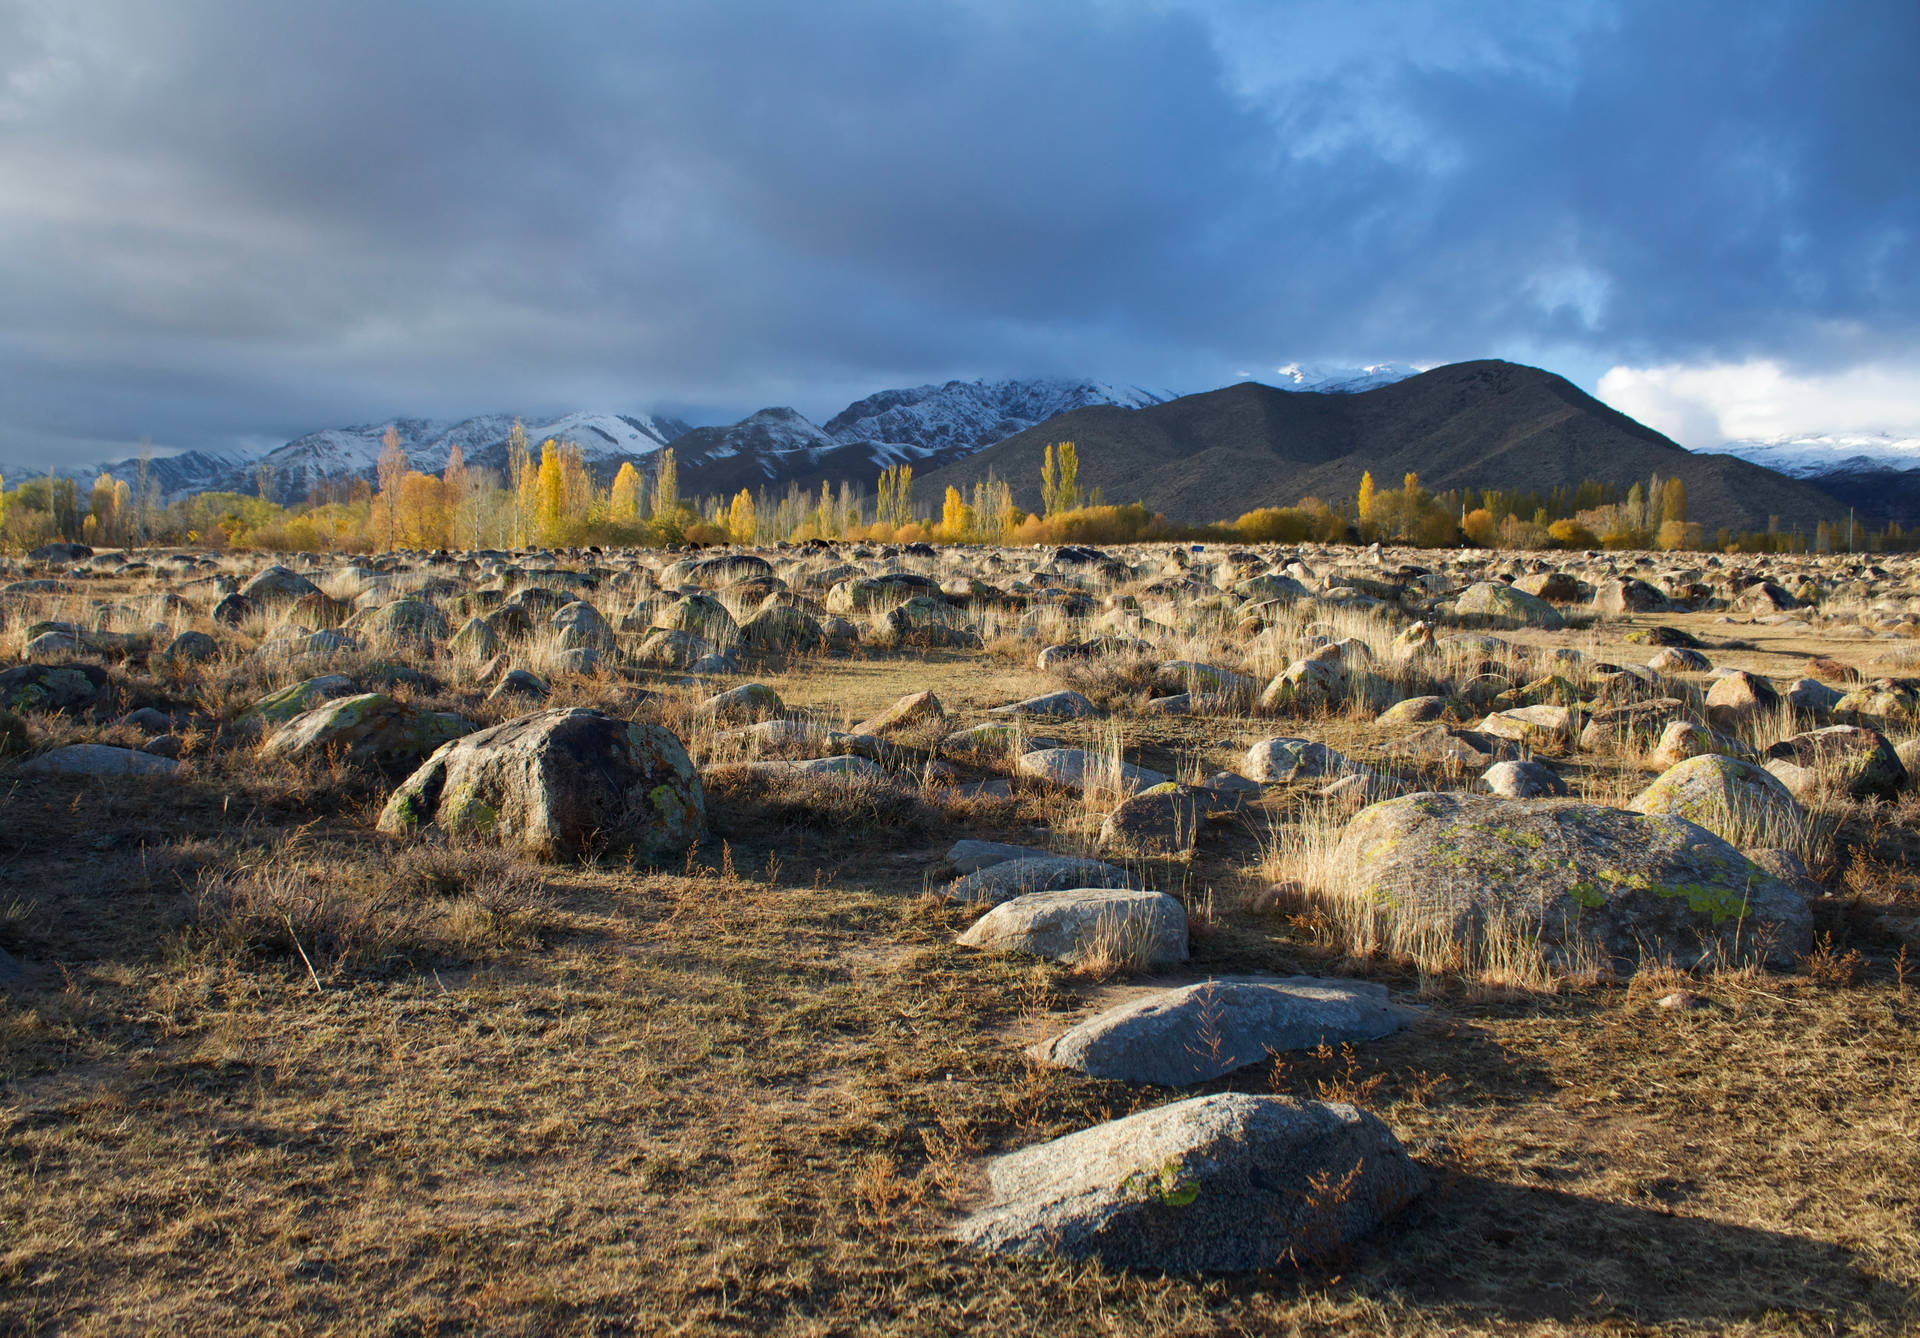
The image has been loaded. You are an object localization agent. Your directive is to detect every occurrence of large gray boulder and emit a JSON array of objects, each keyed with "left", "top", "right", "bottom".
[
  {"left": 0, "top": 663, "right": 110, "bottom": 715},
  {"left": 1241, "top": 738, "right": 1351, "bottom": 784},
  {"left": 876, "top": 594, "right": 981, "bottom": 648},
  {"left": 853, "top": 690, "right": 945, "bottom": 738},
  {"left": 652, "top": 593, "right": 738, "bottom": 645},
  {"left": 1705, "top": 670, "right": 1780, "bottom": 731},
  {"left": 1650, "top": 719, "right": 1748, "bottom": 769},
  {"left": 351, "top": 598, "right": 450, "bottom": 650},
  {"left": 953, "top": 1093, "right": 1423, "bottom": 1271},
  {"left": 1629, "top": 753, "right": 1804, "bottom": 835},
  {"left": 957, "top": 888, "right": 1188, "bottom": 967},
  {"left": 238, "top": 673, "right": 359, "bottom": 726},
  {"left": 378, "top": 708, "right": 705, "bottom": 863},
  {"left": 1331, "top": 792, "right": 1812, "bottom": 969},
  {"left": 1834, "top": 679, "right": 1920, "bottom": 729},
  {"left": 1030, "top": 977, "right": 1418, "bottom": 1085},
  {"left": 1455, "top": 581, "right": 1563, "bottom": 629},
  {"left": 1099, "top": 784, "right": 1208, "bottom": 857},
  {"left": 240, "top": 565, "right": 321, "bottom": 602},
  {"left": 1763, "top": 725, "right": 1907, "bottom": 801},
  {"left": 551, "top": 600, "right": 614, "bottom": 651},
  {"left": 264, "top": 692, "right": 474, "bottom": 770},
  {"left": 1257, "top": 658, "right": 1349, "bottom": 715},
  {"left": 738, "top": 602, "right": 827, "bottom": 654}
]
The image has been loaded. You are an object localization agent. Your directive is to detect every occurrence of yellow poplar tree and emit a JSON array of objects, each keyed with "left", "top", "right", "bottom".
[
  {"left": 558, "top": 442, "right": 592, "bottom": 528},
  {"left": 1041, "top": 444, "right": 1057, "bottom": 516},
  {"left": 940, "top": 485, "right": 971, "bottom": 540},
  {"left": 650, "top": 446, "right": 678, "bottom": 521},
  {"left": 88, "top": 472, "right": 118, "bottom": 544},
  {"left": 396, "top": 472, "right": 447, "bottom": 549},
  {"left": 1357, "top": 471, "right": 1376, "bottom": 522},
  {"left": 1661, "top": 476, "right": 1688, "bottom": 524},
  {"left": 1055, "top": 441, "right": 1079, "bottom": 514},
  {"left": 609, "top": 461, "right": 643, "bottom": 523},
  {"left": 727, "top": 489, "right": 757, "bottom": 543},
  {"left": 536, "top": 440, "right": 566, "bottom": 545}
]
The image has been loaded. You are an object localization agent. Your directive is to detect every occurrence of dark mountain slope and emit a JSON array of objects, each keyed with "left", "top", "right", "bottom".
[
  {"left": 914, "top": 360, "right": 1846, "bottom": 535},
  {"left": 1788, "top": 468, "right": 1920, "bottom": 530}
]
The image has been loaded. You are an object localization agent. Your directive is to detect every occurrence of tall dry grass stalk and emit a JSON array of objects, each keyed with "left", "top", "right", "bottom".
[{"left": 1259, "top": 803, "right": 1602, "bottom": 993}]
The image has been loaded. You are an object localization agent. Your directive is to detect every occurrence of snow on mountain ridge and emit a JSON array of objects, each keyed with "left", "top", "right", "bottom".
[
  {"left": 242, "top": 411, "right": 689, "bottom": 502},
  {"left": 670, "top": 408, "right": 842, "bottom": 469},
  {"left": 1697, "top": 432, "right": 1920, "bottom": 477},
  {"left": 823, "top": 377, "right": 1173, "bottom": 459},
  {"left": 1273, "top": 362, "right": 1424, "bottom": 394}
]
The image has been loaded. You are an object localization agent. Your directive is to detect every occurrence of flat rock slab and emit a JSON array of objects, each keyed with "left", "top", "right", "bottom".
[
  {"left": 952, "top": 1093, "right": 1423, "bottom": 1272},
  {"left": 1030, "top": 976, "right": 1420, "bottom": 1085},
  {"left": 19, "top": 744, "right": 181, "bottom": 778},
  {"left": 730, "top": 756, "right": 886, "bottom": 780},
  {"left": 991, "top": 690, "right": 1100, "bottom": 720},
  {"left": 945, "top": 856, "right": 1141, "bottom": 906},
  {"left": 957, "top": 888, "right": 1188, "bottom": 967},
  {"left": 946, "top": 839, "right": 1054, "bottom": 874},
  {"left": 1016, "top": 748, "right": 1170, "bottom": 795}
]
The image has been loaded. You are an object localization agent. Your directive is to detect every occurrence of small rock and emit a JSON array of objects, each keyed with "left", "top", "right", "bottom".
[
  {"left": 991, "top": 690, "right": 1099, "bottom": 720},
  {"left": 944, "top": 855, "right": 1141, "bottom": 906},
  {"left": 1472, "top": 759, "right": 1568, "bottom": 798}
]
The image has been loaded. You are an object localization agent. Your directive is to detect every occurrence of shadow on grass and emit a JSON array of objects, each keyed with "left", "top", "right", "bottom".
[{"left": 1364, "top": 1170, "right": 1906, "bottom": 1329}]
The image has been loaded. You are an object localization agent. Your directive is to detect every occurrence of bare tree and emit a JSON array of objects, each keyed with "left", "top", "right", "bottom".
[{"left": 376, "top": 425, "right": 408, "bottom": 552}]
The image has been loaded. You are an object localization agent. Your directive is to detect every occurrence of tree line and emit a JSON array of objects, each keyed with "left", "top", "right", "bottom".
[{"left": 0, "top": 426, "right": 1904, "bottom": 555}]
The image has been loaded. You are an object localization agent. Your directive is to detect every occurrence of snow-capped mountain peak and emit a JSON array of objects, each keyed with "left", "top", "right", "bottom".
[
  {"left": 1274, "top": 362, "right": 1423, "bottom": 394},
  {"left": 823, "top": 376, "right": 1173, "bottom": 461},
  {"left": 670, "top": 407, "right": 842, "bottom": 468}
]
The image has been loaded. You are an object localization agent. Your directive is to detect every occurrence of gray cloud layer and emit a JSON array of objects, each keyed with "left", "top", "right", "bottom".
[{"left": 0, "top": 0, "right": 1914, "bottom": 467}]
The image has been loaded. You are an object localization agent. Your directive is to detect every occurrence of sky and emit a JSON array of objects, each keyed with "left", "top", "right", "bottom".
[{"left": 1, "top": 0, "right": 1916, "bottom": 470}]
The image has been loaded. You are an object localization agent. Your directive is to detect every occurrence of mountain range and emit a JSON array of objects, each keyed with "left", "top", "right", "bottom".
[
  {"left": 913, "top": 360, "right": 1846, "bottom": 535},
  {"left": 13, "top": 361, "right": 1899, "bottom": 532}
]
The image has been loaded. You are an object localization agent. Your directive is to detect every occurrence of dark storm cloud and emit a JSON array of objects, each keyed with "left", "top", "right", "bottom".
[{"left": 0, "top": 0, "right": 1914, "bottom": 467}]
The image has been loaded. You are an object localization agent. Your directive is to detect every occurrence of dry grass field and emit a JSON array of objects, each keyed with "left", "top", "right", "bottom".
[{"left": 0, "top": 541, "right": 1915, "bottom": 1335}]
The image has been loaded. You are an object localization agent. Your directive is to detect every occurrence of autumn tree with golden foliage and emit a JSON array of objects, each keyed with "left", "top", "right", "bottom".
[{"left": 609, "top": 462, "right": 643, "bottom": 524}]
